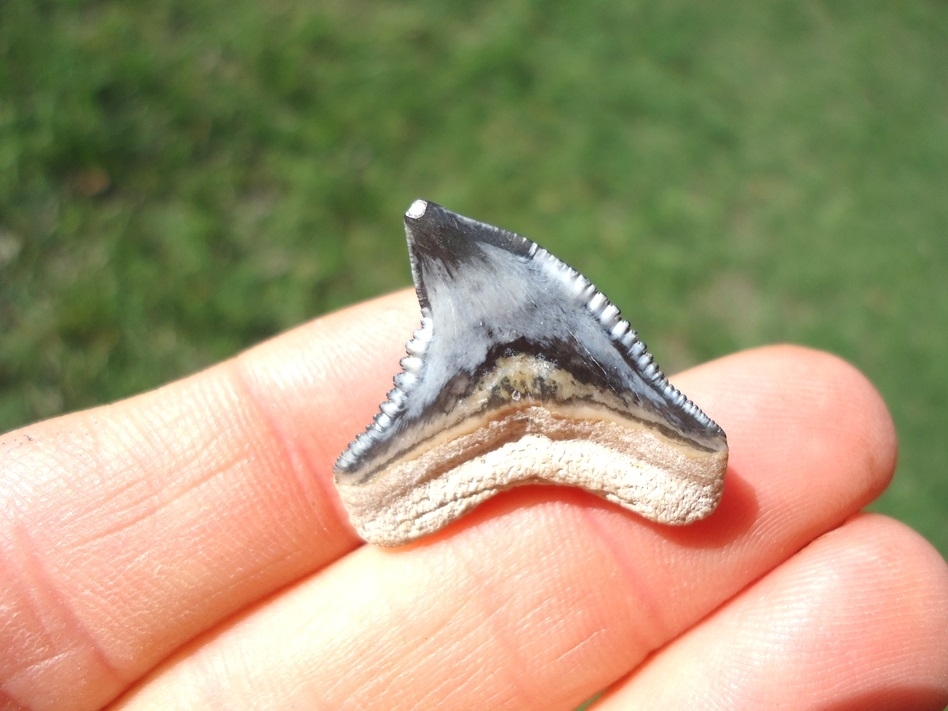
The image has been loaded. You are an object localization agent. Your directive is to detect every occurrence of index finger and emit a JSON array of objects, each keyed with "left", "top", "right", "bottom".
[{"left": 0, "top": 290, "right": 418, "bottom": 711}]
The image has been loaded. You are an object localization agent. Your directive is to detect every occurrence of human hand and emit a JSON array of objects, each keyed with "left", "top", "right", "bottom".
[{"left": 2, "top": 291, "right": 947, "bottom": 710}]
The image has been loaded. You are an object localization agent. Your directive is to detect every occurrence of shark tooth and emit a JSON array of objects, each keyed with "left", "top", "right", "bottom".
[{"left": 334, "top": 199, "right": 728, "bottom": 546}]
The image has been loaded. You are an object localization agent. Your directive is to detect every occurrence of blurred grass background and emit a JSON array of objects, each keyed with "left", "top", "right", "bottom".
[{"left": 1, "top": 1, "right": 946, "bottom": 557}]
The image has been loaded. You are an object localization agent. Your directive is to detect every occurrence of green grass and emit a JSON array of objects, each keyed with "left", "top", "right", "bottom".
[{"left": 1, "top": 1, "right": 946, "bottom": 557}]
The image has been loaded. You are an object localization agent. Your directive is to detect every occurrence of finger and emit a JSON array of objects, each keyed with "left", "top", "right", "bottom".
[
  {"left": 595, "top": 514, "right": 948, "bottom": 710},
  {"left": 113, "top": 347, "right": 898, "bottom": 710},
  {"left": 0, "top": 290, "right": 419, "bottom": 711}
]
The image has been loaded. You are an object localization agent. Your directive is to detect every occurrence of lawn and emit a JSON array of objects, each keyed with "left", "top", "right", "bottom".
[{"left": 1, "top": 1, "right": 946, "bottom": 557}]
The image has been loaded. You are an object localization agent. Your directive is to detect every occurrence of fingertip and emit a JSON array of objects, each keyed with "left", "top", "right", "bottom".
[
  {"left": 680, "top": 345, "right": 898, "bottom": 511},
  {"left": 596, "top": 513, "right": 948, "bottom": 710},
  {"left": 786, "top": 514, "right": 948, "bottom": 703},
  {"left": 770, "top": 346, "right": 897, "bottom": 491},
  {"left": 845, "top": 514, "right": 948, "bottom": 646}
]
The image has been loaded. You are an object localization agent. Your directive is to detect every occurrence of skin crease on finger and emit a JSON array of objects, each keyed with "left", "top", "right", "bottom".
[{"left": 107, "top": 348, "right": 908, "bottom": 708}]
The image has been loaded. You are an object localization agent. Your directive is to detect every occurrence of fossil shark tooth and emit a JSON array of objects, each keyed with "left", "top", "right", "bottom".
[{"left": 334, "top": 199, "right": 728, "bottom": 546}]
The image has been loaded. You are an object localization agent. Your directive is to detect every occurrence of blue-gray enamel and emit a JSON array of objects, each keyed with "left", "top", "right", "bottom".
[{"left": 334, "top": 200, "right": 726, "bottom": 486}]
